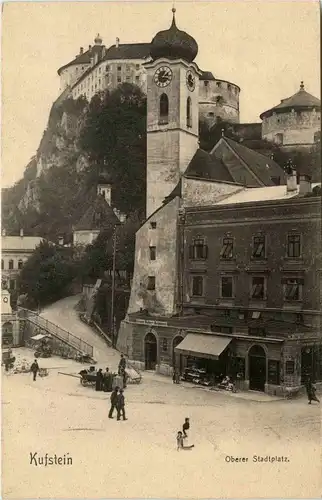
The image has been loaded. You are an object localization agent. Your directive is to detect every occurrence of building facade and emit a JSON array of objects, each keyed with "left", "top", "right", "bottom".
[
  {"left": 260, "top": 82, "right": 321, "bottom": 151},
  {"left": 1, "top": 231, "right": 44, "bottom": 291},
  {"left": 58, "top": 33, "right": 240, "bottom": 127}
]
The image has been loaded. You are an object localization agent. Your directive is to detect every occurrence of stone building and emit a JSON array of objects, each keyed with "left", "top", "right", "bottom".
[
  {"left": 72, "top": 182, "right": 121, "bottom": 246},
  {"left": 58, "top": 32, "right": 240, "bottom": 127},
  {"left": 115, "top": 10, "right": 321, "bottom": 397},
  {"left": 260, "top": 81, "right": 321, "bottom": 151},
  {"left": 1, "top": 231, "right": 44, "bottom": 291}
]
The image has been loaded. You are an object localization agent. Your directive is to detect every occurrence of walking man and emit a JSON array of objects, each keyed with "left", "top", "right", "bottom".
[
  {"left": 306, "top": 378, "right": 320, "bottom": 404},
  {"left": 109, "top": 386, "right": 119, "bottom": 418},
  {"left": 118, "top": 354, "right": 126, "bottom": 375},
  {"left": 116, "top": 388, "right": 127, "bottom": 421},
  {"left": 30, "top": 359, "right": 39, "bottom": 381},
  {"left": 182, "top": 417, "right": 190, "bottom": 438}
]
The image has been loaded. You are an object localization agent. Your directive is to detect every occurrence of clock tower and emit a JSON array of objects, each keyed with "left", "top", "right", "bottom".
[{"left": 144, "top": 9, "right": 201, "bottom": 217}]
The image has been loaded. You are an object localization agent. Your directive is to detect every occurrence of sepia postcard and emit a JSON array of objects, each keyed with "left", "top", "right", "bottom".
[{"left": 1, "top": 1, "right": 321, "bottom": 498}]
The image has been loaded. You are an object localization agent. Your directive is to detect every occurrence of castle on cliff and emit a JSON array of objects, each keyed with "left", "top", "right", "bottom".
[{"left": 57, "top": 19, "right": 320, "bottom": 151}]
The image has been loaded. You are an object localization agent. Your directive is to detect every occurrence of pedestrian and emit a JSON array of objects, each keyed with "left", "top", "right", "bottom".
[
  {"left": 175, "top": 369, "right": 180, "bottom": 384},
  {"left": 118, "top": 354, "right": 126, "bottom": 375},
  {"left": 306, "top": 378, "right": 320, "bottom": 404},
  {"left": 176, "top": 431, "right": 194, "bottom": 451},
  {"left": 96, "top": 368, "right": 104, "bottom": 392},
  {"left": 172, "top": 370, "right": 176, "bottom": 384},
  {"left": 30, "top": 359, "right": 39, "bottom": 381},
  {"left": 116, "top": 388, "right": 127, "bottom": 421},
  {"left": 120, "top": 367, "right": 127, "bottom": 389},
  {"left": 103, "top": 367, "right": 113, "bottom": 392},
  {"left": 182, "top": 417, "right": 190, "bottom": 438},
  {"left": 109, "top": 386, "right": 119, "bottom": 418}
]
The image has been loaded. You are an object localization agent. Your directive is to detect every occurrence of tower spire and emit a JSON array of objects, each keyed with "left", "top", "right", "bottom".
[
  {"left": 171, "top": 1, "right": 176, "bottom": 26},
  {"left": 300, "top": 80, "right": 305, "bottom": 91}
]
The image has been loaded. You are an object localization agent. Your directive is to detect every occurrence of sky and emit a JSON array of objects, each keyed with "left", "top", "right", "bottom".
[{"left": 1, "top": 0, "right": 320, "bottom": 188}]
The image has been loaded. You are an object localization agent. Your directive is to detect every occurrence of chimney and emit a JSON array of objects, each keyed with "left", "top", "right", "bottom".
[
  {"left": 88, "top": 44, "right": 92, "bottom": 52},
  {"left": 286, "top": 169, "right": 297, "bottom": 193},
  {"left": 90, "top": 56, "right": 94, "bottom": 67},
  {"left": 58, "top": 236, "right": 64, "bottom": 246},
  {"left": 80, "top": 47, "right": 84, "bottom": 54},
  {"left": 299, "top": 174, "right": 312, "bottom": 196},
  {"left": 2, "top": 229, "right": 6, "bottom": 237},
  {"left": 116, "top": 37, "right": 120, "bottom": 48},
  {"left": 20, "top": 228, "right": 24, "bottom": 238}
]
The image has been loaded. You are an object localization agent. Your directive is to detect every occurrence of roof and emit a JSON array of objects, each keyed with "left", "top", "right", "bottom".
[
  {"left": 71, "top": 43, "right": 151, "bottom": 89},
  {"left": 58, "top": 44, "right": 105, "bottom": 75},
  {"left": 211, "top": 137, "right": 285, "bottom": 186},
  {"left": 260, "top": 82, "right": 321, "bottom": 119},
  {"left": 1, "top": 236, "right": 44, "bottom": 252},
  {"left": 200, "top": 71, "right": 216, "bottom": 81},
  {"left": 184, "top": 148, "right": 234, "bottom": 183},
  {"left": 215, "top": 183, "right": 321, "bottom": 206},
  {"left": 73, "top": 195, "right": 119, "bottom": 231}
]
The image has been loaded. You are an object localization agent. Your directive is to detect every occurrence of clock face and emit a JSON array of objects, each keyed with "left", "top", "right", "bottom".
[
  {"left": 186, "top": 70, "right": 195, "bottom": 91},
  {"left": 154, "top": 66, "right": 173, "bottom": 88}
]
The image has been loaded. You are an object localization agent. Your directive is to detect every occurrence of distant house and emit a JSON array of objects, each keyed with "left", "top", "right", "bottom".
[{"left": 1, "top": 230, "right": 45, "bottom": 291}]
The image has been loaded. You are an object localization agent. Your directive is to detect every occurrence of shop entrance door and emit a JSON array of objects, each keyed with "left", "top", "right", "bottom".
[
  {"left": 172, "top": 336, "right": 183, "bottom": 372},
  {"left": 144, "top": 332, "right": 157, "bottom": 370},
  {"left": 249, "top": 345, "right": 266, "bottom": 391}
]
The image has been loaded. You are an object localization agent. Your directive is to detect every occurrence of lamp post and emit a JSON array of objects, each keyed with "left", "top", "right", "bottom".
[{"left": 110, "top": 213, "right": 126, "bottom": 348}]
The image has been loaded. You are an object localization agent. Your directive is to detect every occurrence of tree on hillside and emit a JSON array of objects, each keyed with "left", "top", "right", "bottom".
[
  {"left": 79, "top": 83, "right": 147, "bottom": 217},
  {"left": 17, "top": 240, "right": 77, "bottom": 308}
]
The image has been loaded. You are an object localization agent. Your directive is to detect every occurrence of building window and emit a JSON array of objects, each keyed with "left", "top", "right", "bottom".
[
  {"left": 1, "top": 259, "right": 4, "bottom": 270},
  {"left": 191, "top": 276, "right": 204, "bottom": 296},
  {"left": 159, "top": 93, "right": 169, "bottom": 124},
  {"left": 251, "top": 276, "right": 266, "bottom": 300},
  {"left": 117, "top": 76, "right": 122, "bottom": 83},
  {"left": 147, "top": 276, "right": 156, "bottom": 291},
  {"left": 204, "top": 80, "right": 209, "bottom": 87},
  {"left": 248, "top": 327, "right": 266, "bottom": 337},
  {"left": 149, "top": 246, "right": 156, "bottom": 261},
  {"left": 252, "top": 235, "right": 266, "bottom": 259},
  {"left": 208, "top": 112, "right": 214, "bottom": 117},
  {"left": 227, "top": 84, "right": 231, "bottom": 91},
  {"left": 186, "top": 97, "right": 192, "bottom": 128},
  {"left": 162, "top": 338, "right": 168, "bottom": 352},
  {"left": 283, "top": 278, "right": 303, "bottom": 301},
  {"left": 216, "top": 96, "right": 223, "bottom": 105},
  {"left": 285, "top": 360, "right": 295, "bottom": 375},
  {"left": 135, "top": 75, "right": 140, "bottom": 82},
  {"left": 150, "top": 221, "right": 157, "bottom": 229},
  {"left": 126, "top": 76, "right": 131, "bottom": 81},
  {"left": 18, "top": 259, "right": 23, "bottom": 270},
  {"left": 106, "top": 65, "right": 110, "bottom": 72},
  {"left": 117, "top": 65, "right": 122, "bottom": 71},
  {"left": 189, "top": 238, "right": 208, "bottom": 260},
  {"left": 126, "top": 64, "right": 131, "bottom": 72},
  {"left": 220, "top": 237, "right": 233, "bottom": 259},
  {"left": 216, "top": 82, "right": 221, "bottom": 88},
  {"left": 287, "top": 234, "right": 301, "bottom": 258},
  {"left": 135, "top": 64, "right": 140, "bottom": 70},
  {"left": 275, "top": 133, "right": 284, "bottom": 145},
  {"left": 220, "top": 276, "right": 233, "bottom": 298},
  {"left": 8, "top": 259, "right": 14, "bottom": 270}
]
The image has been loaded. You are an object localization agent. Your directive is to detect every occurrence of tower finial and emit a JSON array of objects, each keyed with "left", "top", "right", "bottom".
[
  {"left": 171, "top": 1, "right": 176, "bottom": 25},
  {"left": 300, "top": 80, "right": 304, "bottom": 90},
  {"left": 221, "top": 128, "right": 225, "bottom": 137}
]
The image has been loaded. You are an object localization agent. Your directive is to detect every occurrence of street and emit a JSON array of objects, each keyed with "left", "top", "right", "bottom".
[{"left": 2, "top": 296, "right": 321, "bottom": 499}]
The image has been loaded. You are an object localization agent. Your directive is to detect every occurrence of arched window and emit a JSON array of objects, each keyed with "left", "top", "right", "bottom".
[
  {"left": 8, "top": 259, "right": 14, "bottom": 270},
  {"left": 159, "top": 94, "right": 169, "bottom": 124},
  {"left": 18, "top": 259, "right": 23, "bottom": 270},
  {"left": 186, "top": 97, "right": 192, "bottom": 128}
]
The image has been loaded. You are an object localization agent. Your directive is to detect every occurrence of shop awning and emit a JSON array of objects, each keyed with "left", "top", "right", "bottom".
[{"left": 175, "top": 333, "right": 232, "bottom": 361}]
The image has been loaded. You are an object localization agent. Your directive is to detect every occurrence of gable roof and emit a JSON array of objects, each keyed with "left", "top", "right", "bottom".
[
  {"left": 104, "top": 43, "right": 151, "bottom": 60},
  {"left": 184, "top": 148, "right": 235, "bottom": 183},
  {"left": 73, "top": 195, "right": 119, "bottom": 231},
  {"left": 211, "top": 137, "right": 285, "bottom": 186}
]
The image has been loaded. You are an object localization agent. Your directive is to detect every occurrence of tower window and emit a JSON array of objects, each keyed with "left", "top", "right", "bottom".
[
  {"left": 147, "top": 276, "right": 156, "bottom": 291},
  {"left": 149, "top": 246, "right": 156, "bottom": 261},
  {"left": 159, "top": 93, "right": 169, "bottom": 124},
  {"left": 8, "top": 259, "right": 14, "bottom": 270},
  {"left": 186, "top": 97, "right": 192, "bottom": 128},
  {"left": 204, "top": 81, "right": 209, "bottom": 87}
]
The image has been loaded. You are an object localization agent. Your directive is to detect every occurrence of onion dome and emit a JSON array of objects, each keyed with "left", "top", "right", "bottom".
[
  {"left": 94, "top": 33, "right": 103, "bottom": 45},
  {"left": 150, "top": 8, "right": 198, "bottom": 63},
  {"left": 260, "top": 81, "right": 321, "bottom": 119}
]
